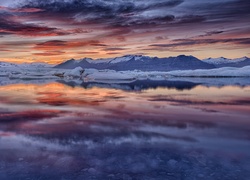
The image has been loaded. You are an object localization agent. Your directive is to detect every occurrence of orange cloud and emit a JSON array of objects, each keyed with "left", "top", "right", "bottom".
[
  {"left": 33, "top": 50, "right": 66, "bottom": 56},
  {"left": 34, "top": 40, "right": 101, "bottom": 51}
]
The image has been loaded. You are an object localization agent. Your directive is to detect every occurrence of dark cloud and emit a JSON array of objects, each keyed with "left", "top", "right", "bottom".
[
  {"left": 175, "top": 15, "right": 206, "bottom": 24},
  {"left": 147, "top": 96, "right": 250, "bottom": 106},
  {"left": 150, "top": 38, "right": 250, "bottom": 48},
  {"left": 20, "top": 0, "right": 184, "bottom": 15},
  {"left": 155, "top": 36, "right": 168, "bottom": 41},
  {"left": 198, "top": 30, "right": 225, "bottom": 37},
  {"left": 77, "top": 51, "right": 99, "bottom": 55},
  {"left": 111, "top": 15, "right": 176, "bottom": 29},
  {"left": 190, "top": 0, "right": 250, "bottom": 21},
  {"left": 0, "top": 16, "right": 69, "bottom": 36},
  {"left": 90, "top": 43, "right": 108, "bottom": 47},
  {"left": 34, "top": 40, "right": 101, "bottom": 50},
  {"left": 37, "top": 94, "right": 106, "bottom": 106},
  {"left": 0, "top": 110, "right": 64, "bottom": 123},
  {"left": 36, "top": 40, "right": 67, "bottom": 47},
  {"left": 0, "top": 0, "right": 249, "bottom": 60},
  {"left": 15, "top": 0, "right": 182, "bottom": 32},
  {"left": 0, "top": 6, "right": 43, "bottom": 13},
  {"left": 4, "top": 0, "right": 250, "bottom": 37},
  {"left": 106, "top": 52, "right": 121, "bottom": 55},
  {"left": 17, "top": 0, "right": 249, "bottom": 31},
  {"left": 104, "top": 47, "right": 127, "bottom": 51}
]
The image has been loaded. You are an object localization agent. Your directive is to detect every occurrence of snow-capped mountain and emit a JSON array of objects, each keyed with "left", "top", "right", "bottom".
[
  {"left": 67, "top": 55, "right": 152, "bottom": 65},
  {"left": 203, "top": 57, "right": 250, "bottom": 67},
  {"left": 54, "top": 55, "right": 215, "bottom": 71},
  {"left": 203, "top": 57, "right": 232, "bottom": 65},
  {"left": 98, "top": 55, "right": 152, "bottom": 64}
]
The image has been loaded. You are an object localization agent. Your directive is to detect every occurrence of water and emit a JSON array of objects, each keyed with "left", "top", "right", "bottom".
[{"left": 0, "top": 80, "right": 250, "bottom": 180}]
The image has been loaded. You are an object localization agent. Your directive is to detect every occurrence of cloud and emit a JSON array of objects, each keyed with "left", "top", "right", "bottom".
[
  {"left": 33, "top": 50, "right": 65, "bottom": 56},
  {"left": 14, "top": 0, "right": 184, "bottom": 33},
  {"left": 104, "top": 47, "right": 127, "bottom": 51},
  {"left": 4, "top": 0, "right": 250, "bottom": 37},
  {"left": 0, "top": 16, "right": 69, "bottom": 36},
  {"left": 0, "top": 0, "right": 250, "bottom": 61},
  {"left": 0, "top": 5, "right": 43, "bottom": 13},
  {"left": 199, "top": 31, "right": 224, "bottom": 37},
  {"left": 0, "top": 49, "right": 11, "bottom": 52},
  {"left": 34, "top": 40, "right": 101, "bottom": 50},
  {"left": 106, "top": 52, "right": 121, "bottom": 55},
  {"left": 150, "top": 38, "right": 250, "bottom": 48},
  {"left": 20, "top": 0, "right": 184, "bottom": 14},
  {"left": 0, "top": 110, "right": 63, "bottom": 123},
  {"left": 36, "top": 93, "right": 105, "bottom": 106},
  {"left": 36, "top": 40, "right": 67, "bottom": 47},
  {"left": 174, "top": 15, "right": 206, "bottom": 24},
  {"left": 90, "top": 43, "right": 108, "bottom": 47},
  {"left": 77, "top": 51, "right": 99, "bottom": 55}
]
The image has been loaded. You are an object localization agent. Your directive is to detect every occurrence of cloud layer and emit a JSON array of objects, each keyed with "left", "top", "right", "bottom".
[{"left": 0, "top": 0, "right": 249, "bottom": 63}]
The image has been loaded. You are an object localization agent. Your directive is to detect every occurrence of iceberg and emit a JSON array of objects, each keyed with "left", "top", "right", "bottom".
[
  {"left": 168, "top": 66, "right": 250, "bottom": 77},
  {"left": 64, "top": 67, "right": 84, "bottom": 78}
]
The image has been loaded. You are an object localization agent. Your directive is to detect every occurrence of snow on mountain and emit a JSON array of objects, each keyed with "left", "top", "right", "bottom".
[
  {"left": 105, "top": 55, "right": 149, "bottom": 64},
  {"left": 203, "top": 57, "right": 248, "bottom": 65},
  {"left": 81, "top": 55, "right": 149, "bottom": 64},
  {"left": 203, "top": 56, "right": 250, "bottom": 68},
  {"left": 86, "top": 58, "right": 112, "bottom": 64},
  {"left": 55, "top": 55, "right": 215, "bottom": 71},
  {"left": 203, "top": 57, "right": 231, "bottom": 65},
  {"left": 233, "top": 56, "right": 249, "bottom": 62}
]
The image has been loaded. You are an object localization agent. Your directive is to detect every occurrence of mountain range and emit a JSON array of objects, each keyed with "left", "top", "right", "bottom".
[
  {"left": 203, "top": 57, "right": 250, "bottom": 68},
  {"left": 54, "top": 55, "right": 250, "bottom": 71},
  {"left": 1, "top": 55, "right": 249, "bottom": 71}
]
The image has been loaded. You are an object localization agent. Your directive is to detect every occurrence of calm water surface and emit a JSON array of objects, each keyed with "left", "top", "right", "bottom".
[{"left": 0, "top": 81, "right": 250, "bottom": 180}]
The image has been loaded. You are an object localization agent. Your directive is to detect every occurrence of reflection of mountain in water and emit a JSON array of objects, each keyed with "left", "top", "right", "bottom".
[
  {"left": 1, "top": 77, "right": 250, "bottom": 91},
  {"left": 57, "top": 80, "right": 200, "bottom": 91}
]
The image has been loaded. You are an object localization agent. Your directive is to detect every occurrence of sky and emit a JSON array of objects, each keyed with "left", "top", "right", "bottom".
[{"left": 0, "top": 0, "right": 249, "bottom": 64}]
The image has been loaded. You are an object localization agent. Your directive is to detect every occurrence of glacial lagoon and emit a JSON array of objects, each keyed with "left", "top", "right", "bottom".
[{"left": 0, "top": 79, "right": 250, "bottom": 179}]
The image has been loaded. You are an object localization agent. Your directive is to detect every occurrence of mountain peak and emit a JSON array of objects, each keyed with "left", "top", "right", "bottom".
[
  {"left": 176, "top": 55, "right": 197, "bottom": 60},
  {"left": 122, "top": 54, "right": 143, "bottom": 58},
  {"left": 80, "top": 58, "right": 93, "bottom": 63},
  {"left": 65, "top": 58, "right": 76, "bottom": 63},
  {"left": 54, "top": 54, "right": 215, "bottom": 70}
]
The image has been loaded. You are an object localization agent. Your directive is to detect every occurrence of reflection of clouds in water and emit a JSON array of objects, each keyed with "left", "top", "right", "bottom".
[
  {"left": 0, "top": 110, "right": 65, "bottom": 123},
  {"left": 147, "top": 95, "right": 250, "bottom": 106},
  {"left": 0, "top": 110, "right": 246, "bottom": 150},
  {"left": 0, "top": 100, "right": 249, "bottom": 150},
  {"left": 0, "top": 83, "right": 250, "bottom": 179},
  {"left": 0, "top": 131, "right": 15, "bottom": 137},
  {"left": 1, "top": 117, "right": 250, "bottom": 179},
  {"left": 37, "top": 96, "right": 106, "bottom": 106},
  {"left": 0, "top": 134, "right": 75, "bottom": 179},
  {"left": 1, "top": 130, "right": 250, "bottom": 180}
]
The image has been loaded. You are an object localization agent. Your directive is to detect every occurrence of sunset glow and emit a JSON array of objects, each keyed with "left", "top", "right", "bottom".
[{"left": 0, "top": 0, "right": 249, "bottom": 64}]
